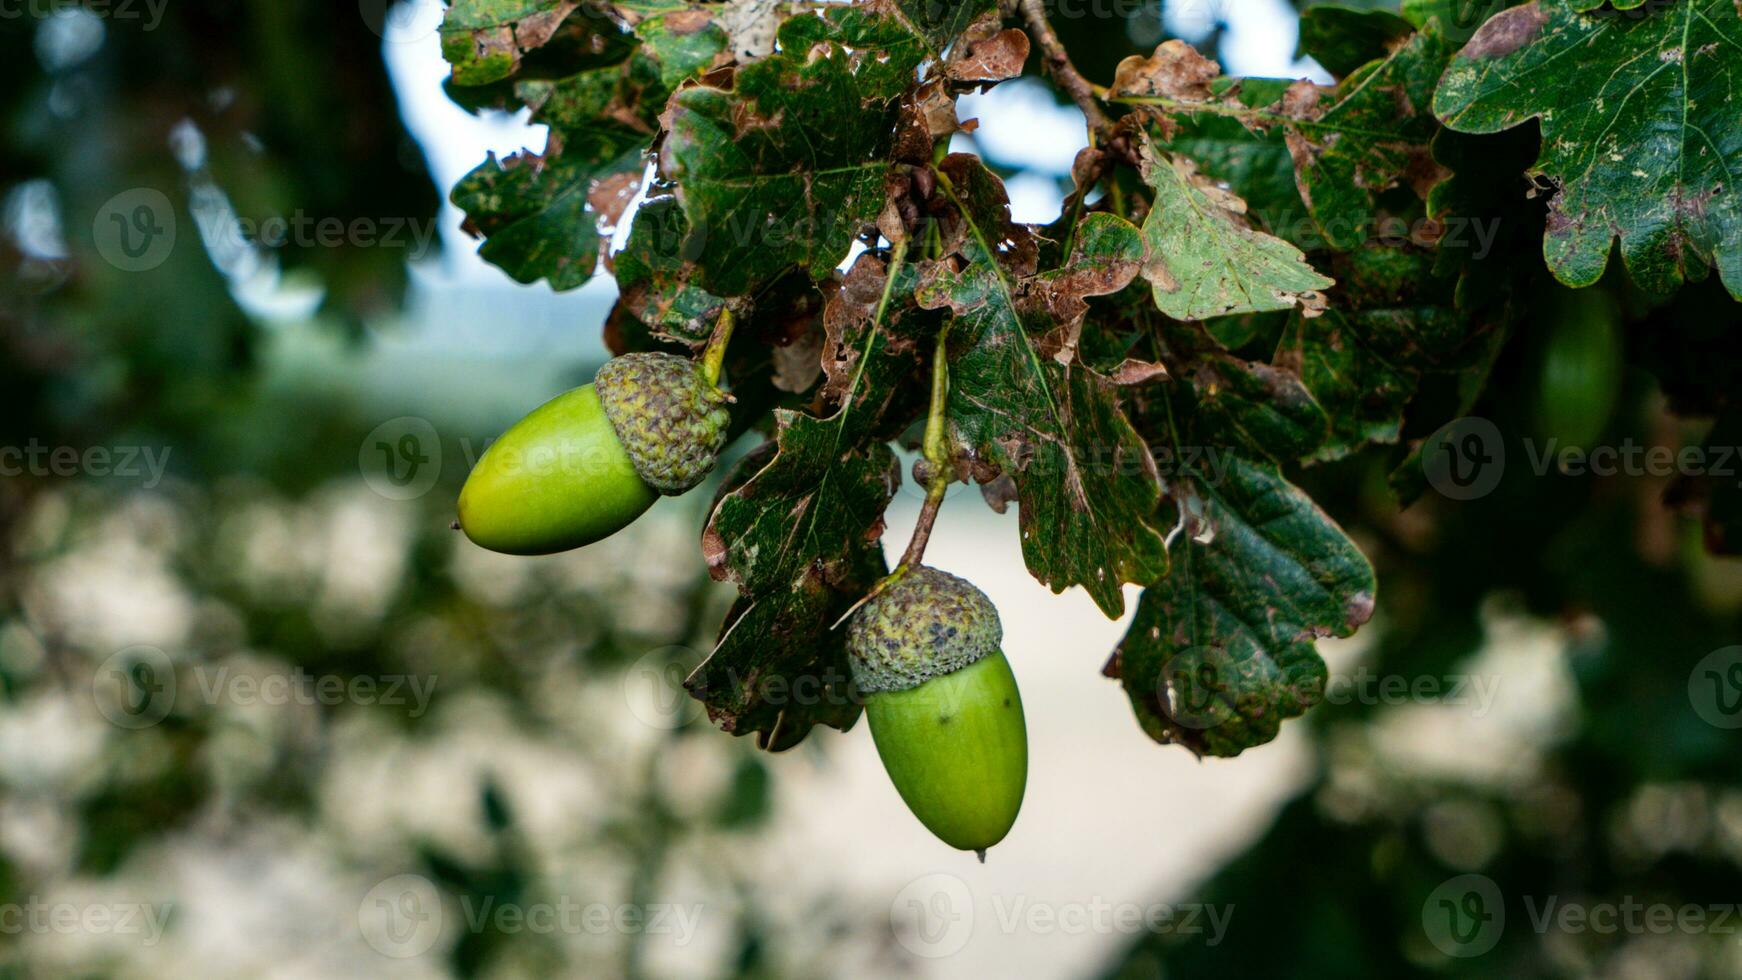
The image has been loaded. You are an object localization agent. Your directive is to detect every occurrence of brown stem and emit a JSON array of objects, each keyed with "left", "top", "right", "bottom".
[
  {"left": 899, "top": 484, "right": 946, "bottom": 570},
  {"left": 1017, "top": 0, "right": 1112, "bottom": 135}
]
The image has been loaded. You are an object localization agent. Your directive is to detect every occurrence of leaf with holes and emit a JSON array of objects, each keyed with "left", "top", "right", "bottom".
[
  {"left": 441, "top": 0, "right": 570, "bottom": 85},
  {"left": 612, "top": 197, "right": 728, "bottom": 343}
]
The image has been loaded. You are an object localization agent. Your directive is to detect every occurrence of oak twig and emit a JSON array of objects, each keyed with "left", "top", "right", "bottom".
[{"left": 1018, "top": 0, "right": 1113, "bottom": 135}]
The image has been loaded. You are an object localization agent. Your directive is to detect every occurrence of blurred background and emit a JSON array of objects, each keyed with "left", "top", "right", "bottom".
[{"left": 4, "top": 1, "right": 1742, "bottom": 977}]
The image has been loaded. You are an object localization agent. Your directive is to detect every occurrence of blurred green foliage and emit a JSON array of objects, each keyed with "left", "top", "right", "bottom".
[
  {"left": 0, "top": 4, "right": 864, "bottom": 978},
  {"left": 1106, "top": 276, "right": 1742, "bottom": 979}
]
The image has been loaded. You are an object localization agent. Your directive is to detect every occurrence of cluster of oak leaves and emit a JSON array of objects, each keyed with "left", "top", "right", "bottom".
[{"left": 443, "top": 0, "right": 1742, "bottom": 758}]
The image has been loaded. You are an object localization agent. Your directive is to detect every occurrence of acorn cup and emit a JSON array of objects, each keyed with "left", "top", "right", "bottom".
[
  {"left": 458, "top": 352, "right": 730, "bottom": 555},
  {"left": 847, "top": 566, "right": 1029, "bottom": 857}
]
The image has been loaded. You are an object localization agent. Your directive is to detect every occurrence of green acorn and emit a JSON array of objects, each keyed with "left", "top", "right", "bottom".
[
  {"left": 458, "top": 352, "right": 730, "bottom": 555},
  {"left": 1533, "top": 287, "right": 1622, "bottom": 452},
  {"left": 848, "top": 566, "right": 1028, "bottom": 856}
]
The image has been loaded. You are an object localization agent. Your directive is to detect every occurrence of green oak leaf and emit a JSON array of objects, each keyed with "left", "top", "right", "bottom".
[
  {"left": 447, "top": 3, "right": 726, "bottom": 291},
  {"left": 1194, "top": 356, "right": 1330, "bottom": 463},
  {"left": 440, "top": 0, "right": 568, "bottom": 85},
  {"left": 1111, "top": 450, "right": 1376, "bottom": 757},
  {"left": 920, "top": 157, "right": 1169, "bottom": 618},
  {"left": 441, "top": 1, "right": 713, "bottom": 87},
  {"left": 658, "top": 2, "right": 991, "bottom": 296},
  {"left": 1282, "top": 29, "right": 1455, "bottom": 248},
  {"left": 1158, "top": 318, "right": 1331, "bottom": 463},
  {"left": 1146, "top": 78, "right": 1316, "bottom": 248},
  {"left": 689, "top": 458, "right": 888, "bottom": 748},
  {"left": 1138, "top": 133, "right": 1333, "bottom": 320},
  {"left": 606, "top": 2, "right": 734, "bottom": 91},
  {"left": 1401, "top": 0, "right": 1519, "bottom": 42},
  {"left": 1120, "top": 33, "right": 1453, "bottom": 250},
  {"left": 1278, "top": 245, "right": 1506, "bottom": 462},
  {"left": 1434, "top": 0, "right": 1742, "bottom": 298},
  {"left": 612, "top": 197, "right": 727, "bottom": 343},
  {"left": 451, "top": 140, "right": 644, "bottom": 291},
  {"left": 703, "top": 253, "right": 918, "bottom": 596},
  {"left": 519, "top": 7, "right": 726, "bottom": 135},
  {"left": 1279, "top": 307, "right": 1417, "bottom": 460},
  {"left": 1298, "top": 5, "right": 1416, "bottom": 78},
  {"left": 840, "top": 0, "right": 1000, "bottom": 59},
  {"left": 691, "top": 250, "right": 929, "bottom": 745},
  {"left": 441, "top": 0, "right": 619, "bottom": 87}
]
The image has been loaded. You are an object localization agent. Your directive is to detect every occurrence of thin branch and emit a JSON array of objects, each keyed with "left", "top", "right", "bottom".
[
  {"left": 897, "top": 326, "right": 954, "bottom": 572},
  {"left": 1017, "top": 0, "right": 1112, "bottom": 135}
]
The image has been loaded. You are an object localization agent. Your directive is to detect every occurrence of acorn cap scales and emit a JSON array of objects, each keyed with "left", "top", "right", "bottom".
[
  {"left": 847, "top": 566, "right": 1002, "bottom": 695},
  {"left": 595, "top": 352, "right": 731, "bottom": 495}
]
